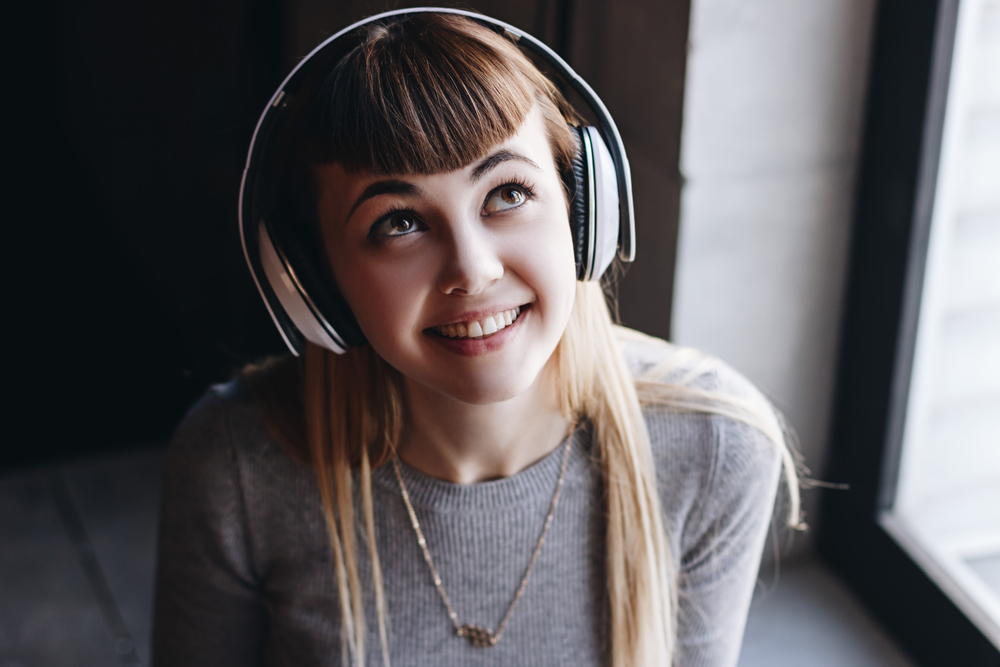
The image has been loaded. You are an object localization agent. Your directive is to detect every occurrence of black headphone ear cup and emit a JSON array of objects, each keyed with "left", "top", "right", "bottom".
[
  {"left": 269, "top": 219, "right": 367, "bottom": 348},
  {"left": 566, "top": 125, "right": 591, "bottom": 280}
]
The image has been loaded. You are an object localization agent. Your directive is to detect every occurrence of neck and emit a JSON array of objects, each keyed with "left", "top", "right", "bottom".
[{"left": 396, "top": 361, "right": 572, "bottom": 484}]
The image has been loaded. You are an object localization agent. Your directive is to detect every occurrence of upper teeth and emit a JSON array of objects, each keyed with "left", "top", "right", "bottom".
[{"left": 438, "top": 307, "right": 522, "bottom": 339}]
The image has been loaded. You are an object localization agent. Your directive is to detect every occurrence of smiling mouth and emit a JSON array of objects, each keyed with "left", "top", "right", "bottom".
[{"left": 433, "top": 306, "right": 524, "bottom": 340}]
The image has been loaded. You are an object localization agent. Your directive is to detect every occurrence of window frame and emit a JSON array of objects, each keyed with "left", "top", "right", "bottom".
[{"left": 818, "top": 0, "right": 1000, "bottom": 664}]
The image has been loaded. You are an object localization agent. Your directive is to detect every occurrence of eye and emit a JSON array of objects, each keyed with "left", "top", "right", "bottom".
[
  {"left": 369, "top": 211, "right": 424, "bottom": 239},
  {"left": 483, "top": 184, "right": 529, "bottom": 214}
]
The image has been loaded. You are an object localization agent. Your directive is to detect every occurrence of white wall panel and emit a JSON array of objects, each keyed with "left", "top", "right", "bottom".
[{"left": 673, "top": 0, "right": 877, "bottom": 547}]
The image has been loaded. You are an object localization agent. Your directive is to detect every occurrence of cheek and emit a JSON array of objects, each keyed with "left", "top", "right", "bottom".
[
  {"left": 521, "top": 208, "right": 577, "bottom": 304},
  {"left": 330, "top": 253, "right": 430, "bottom": 349},
  {"left": 500, "top": 206, "right": 578, "bottom": 352}
]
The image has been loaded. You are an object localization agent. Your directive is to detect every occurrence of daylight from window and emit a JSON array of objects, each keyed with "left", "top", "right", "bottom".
[{"left": 883, "top": 0, "right": 1000, "bottom": 648}]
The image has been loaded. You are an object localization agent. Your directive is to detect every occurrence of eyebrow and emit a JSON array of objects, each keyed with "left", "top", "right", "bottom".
[
  {"left": 470, "top": 149, "right": 540, "bottom": 183},
  {"left": 347, "top": 180, "right": 423, "bottom": 222},
  {"left": 345, "top": 150, "right": 539, "bottom": 222}
]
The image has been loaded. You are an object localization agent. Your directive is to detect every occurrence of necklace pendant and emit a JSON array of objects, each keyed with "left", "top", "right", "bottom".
[{"left": 457, "top": 624, "right": 497, "bottom": 647}]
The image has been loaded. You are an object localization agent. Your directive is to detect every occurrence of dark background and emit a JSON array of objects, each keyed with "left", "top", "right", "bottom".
[{"left": 6, "top": 0, "right": 690, "bottom": 469}]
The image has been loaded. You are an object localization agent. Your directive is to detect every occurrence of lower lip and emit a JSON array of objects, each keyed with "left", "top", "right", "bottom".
[{"left": 425, "top": 309, "right": 528, "bottom": 357}]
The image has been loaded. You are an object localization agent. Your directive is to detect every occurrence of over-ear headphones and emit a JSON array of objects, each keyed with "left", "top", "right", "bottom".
[{"left": 240, "top": 7, "right": 635, "bottom": 355}]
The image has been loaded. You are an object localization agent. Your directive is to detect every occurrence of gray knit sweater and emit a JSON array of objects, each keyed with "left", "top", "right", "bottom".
[{"left": 152, "top": 338, "right": 782, "bottom": 666}]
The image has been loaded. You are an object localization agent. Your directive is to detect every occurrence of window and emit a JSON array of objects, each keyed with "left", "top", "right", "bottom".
[
  {"left": 820, "top": 0, "right": 1000, "bottom": 663},
  {"left": 885, "top": 0, "right": 1000, "bottom": 645}
]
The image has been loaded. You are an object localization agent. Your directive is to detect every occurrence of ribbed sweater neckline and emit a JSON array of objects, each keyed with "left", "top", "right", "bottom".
[{"left": 370, "top": 428, "right": 590, "bottom": 513}]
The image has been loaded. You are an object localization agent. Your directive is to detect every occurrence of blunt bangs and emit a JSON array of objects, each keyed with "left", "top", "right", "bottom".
[{"left": 321, "top": 14, "right": 542, "bottom": 175}]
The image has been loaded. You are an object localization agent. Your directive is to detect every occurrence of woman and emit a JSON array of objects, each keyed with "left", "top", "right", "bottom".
[{"left": 153, "top": 9, "right": 800, "bottom": 667}]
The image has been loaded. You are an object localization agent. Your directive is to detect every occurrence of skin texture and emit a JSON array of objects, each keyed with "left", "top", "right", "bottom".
[{"left": 317, "top": 107, "right": 577, "bottom": 483}]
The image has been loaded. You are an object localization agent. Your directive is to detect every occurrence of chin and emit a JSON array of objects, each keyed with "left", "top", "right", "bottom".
[{"left": 434, "top": 369, "right": 541, "bottom": 406}]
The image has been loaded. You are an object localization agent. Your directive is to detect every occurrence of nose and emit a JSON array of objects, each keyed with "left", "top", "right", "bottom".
[{"left": 436, "top": 220, "right": 504, "bottom": 295}]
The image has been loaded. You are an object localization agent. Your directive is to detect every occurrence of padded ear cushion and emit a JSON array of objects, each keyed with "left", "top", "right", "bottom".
[
  {"left": 566, "top": 125, "right": 591, "bottom": 280},
  {"left": 268, "top": 218, "right": 367, "bottom": 348}
]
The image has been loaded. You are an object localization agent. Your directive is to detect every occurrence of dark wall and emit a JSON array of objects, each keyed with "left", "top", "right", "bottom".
[
  {"left": 567, "top": 0, "right": 689, "bottom": 339},
  {"left": 9, "top": 0, "right": 288, "bottom": 469},
  {"left": 6, "top": 0, "right": 689, "bottom": 469}
]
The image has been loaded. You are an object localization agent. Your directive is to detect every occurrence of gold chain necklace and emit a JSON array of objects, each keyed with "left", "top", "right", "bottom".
[{"left": 391, "top": 439, "right": 573, "bottom": 647}]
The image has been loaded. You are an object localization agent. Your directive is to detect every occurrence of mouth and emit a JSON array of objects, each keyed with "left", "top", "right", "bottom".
[{"left": 432, "top": 305, "right": 525, "bottom": 340}]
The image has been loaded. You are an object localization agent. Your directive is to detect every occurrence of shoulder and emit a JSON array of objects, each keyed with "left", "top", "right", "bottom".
[
  {"left": 170, "top": 351, "right": 306, "bottom": 469},
  {"left": 164, "top": 375, "right": 305, "bottom": 516},
  {"left": 615, "top": 325, "right": 780, "bottom": 446},
  {"left": 164, "top": 380, "right": 261, "bottom": 511},
  {"left": 615, "top": 327, "right": 783, "bottom": 553},
  {"left": 167, "top": 377, "right": 267, "bottom": 469},
  {"left": 162, "top": 374, "right": 317, "bottom": 570},
  {"left": 616, "top": 325, "right": 767, "bottom": 403}
]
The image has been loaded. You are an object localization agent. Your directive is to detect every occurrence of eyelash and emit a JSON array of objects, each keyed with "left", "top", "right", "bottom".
[
  {"left": 366, "top": 178, "right": 537, "bottom": 240},
  {"left": 490, "top": 177, "right": 537, "bottom": 205}
]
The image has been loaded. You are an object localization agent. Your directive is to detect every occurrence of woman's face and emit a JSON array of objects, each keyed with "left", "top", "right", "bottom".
[{"left": 316, "top": 106, "right": 577, "bottom": 405}]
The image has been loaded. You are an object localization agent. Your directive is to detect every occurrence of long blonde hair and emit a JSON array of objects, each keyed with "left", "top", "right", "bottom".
[{"left": 245, "top": 13, "right": 801, "bottom": 666}]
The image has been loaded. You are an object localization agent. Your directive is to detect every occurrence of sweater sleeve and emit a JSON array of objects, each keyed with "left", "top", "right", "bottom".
[
  {"left": 152, "top": 388, "right": 267, "bottom": 667},
  {"left": 623, "top": 334, "right": 784, "bottom": 667},
  {"left": 672, "top": 414, "right": 782, "bottom": 667}
]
